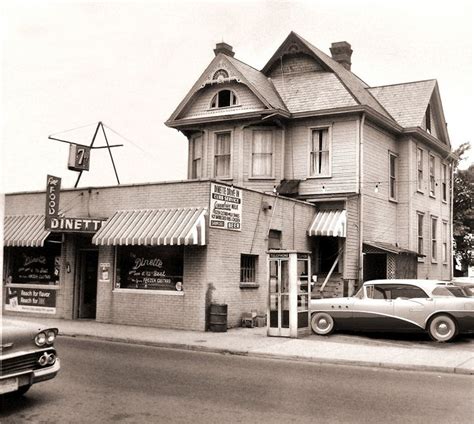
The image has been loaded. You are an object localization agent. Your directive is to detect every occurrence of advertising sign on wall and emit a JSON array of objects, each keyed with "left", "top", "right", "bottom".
[
  {"left": 5, "top": 287, "right": 57, "bottom": 314},
  {"left": 209, "top": 182, "right": 243, "bottom": 231},
  {"left": 45, "top": 175, "right": 61, "bottom": 229}
]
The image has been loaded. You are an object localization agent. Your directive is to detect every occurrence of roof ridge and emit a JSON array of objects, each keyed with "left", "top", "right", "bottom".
[
  {"left": 368, "top": 79, "right": 437, "bottom": 90},
  {"left": 226, "top": 55, "right": 262, "bottom": 73}
]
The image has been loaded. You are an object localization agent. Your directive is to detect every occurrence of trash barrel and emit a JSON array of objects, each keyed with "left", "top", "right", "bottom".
[{"left": 209, "top": 303, "right": 227, "bottom": 332}]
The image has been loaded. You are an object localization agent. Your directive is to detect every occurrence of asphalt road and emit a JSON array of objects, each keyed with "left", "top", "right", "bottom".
[{"left": 1, "top": 337, "right": 473, "bottom": 424}]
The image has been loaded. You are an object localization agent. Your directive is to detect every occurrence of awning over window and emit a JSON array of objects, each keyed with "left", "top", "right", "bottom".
[
  {"left": 363, "top": 241, "right": 421, "bottom": 256},
  {"left": 92, "top": 207, "right": 207, "bottom": 246},
  {"left": 4, "top": 215, "right": 51, "bottom": 247},
  {"left": 308, "top": 209, "right": 346, "bottom": 237}
]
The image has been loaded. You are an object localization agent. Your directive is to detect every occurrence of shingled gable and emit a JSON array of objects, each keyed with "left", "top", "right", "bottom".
[
  {"left": 166, "top": 52, "right": 288, "bottom": 126},
  {"left": 368, "top": 80, "right": 450, "bottom": 145},
  {"left": 261, "top": 31, "right": 395, "bottom": 121}
]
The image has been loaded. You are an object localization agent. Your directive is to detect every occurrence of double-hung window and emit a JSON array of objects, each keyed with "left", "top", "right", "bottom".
[
  {"left": 190, "top": 135, "right": 202, "bottom": 179},
  {"left": 389, "top": 152, "right": 397, "bottom": 200},
  {"left": 429, "top": 154, "right": 436, "bottom": 197},
  {"left": 417, "top": 212, "right": 424, "bottom": 256},
  {"left": 442, "top": 221, "right": 448, "bottom": 264},
  {"left": 431, "top": 216, "right": 438, "bottom": 262},
  {"left": 251, "top": 130, "right": 273, "bottom": 178},
  {"left": 214, "top": 132, "right": 231, "bottom": 179},
  {"left": 417, "top": 148, "right": 424, "bottom": 192},
  {"left": 442, "top": 163, "right": 447, "bottom": 202},
  {"left": 310, "top": 128, "right": 330, "bottom": 176}
]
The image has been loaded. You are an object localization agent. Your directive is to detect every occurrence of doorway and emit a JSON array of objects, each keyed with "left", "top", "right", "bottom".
[
  {"left": 363, "top": 253, "right": 387, "bottom": 282},
  {"left": 77, "top": 249, "right": 98, "bottom": 319}
]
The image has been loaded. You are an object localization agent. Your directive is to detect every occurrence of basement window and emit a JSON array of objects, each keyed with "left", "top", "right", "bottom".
[{"left": 210, "top": 90, "right": 238, "bottom": 108}]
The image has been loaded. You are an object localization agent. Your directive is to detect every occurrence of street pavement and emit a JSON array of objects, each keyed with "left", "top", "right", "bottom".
[{"left": 9, "top": 316, "right": 474, "bottom": 375}]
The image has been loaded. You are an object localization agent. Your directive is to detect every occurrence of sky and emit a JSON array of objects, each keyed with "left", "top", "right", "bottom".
[{"left": 1, "top": 0, "right": 472, "bottom": 194}]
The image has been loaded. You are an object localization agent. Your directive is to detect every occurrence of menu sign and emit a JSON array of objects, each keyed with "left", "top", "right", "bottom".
[
  {"left": 10, "top": 247, "right": 60, "bottom": 285},
  {"left": 5, "top": 287, "right": 57, "bottom": 314},
  {"left": 118, "top": 246, "right": 183, "bottom": 291},
  {"left": 210, "top": 183, "right": 242, "bottom": 231}
]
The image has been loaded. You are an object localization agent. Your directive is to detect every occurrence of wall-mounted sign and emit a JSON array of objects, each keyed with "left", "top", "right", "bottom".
[
  {"left": 100, "top": 263, "right": 110, "bottom": 281},
  {"left": 210, "top": 183, "right": 242, "bottom": 231},
  {"left": 5, "top": 287, "right": 57, "bottom": 314},
  {"left": 46, "top": 217, "right": 106, "bottom": 233},
  {"left": 68, "top": 144, "right": 91, "bottom": 171},
  {"left": 45, "top": 175, "right": 61, "bottom": 222}
]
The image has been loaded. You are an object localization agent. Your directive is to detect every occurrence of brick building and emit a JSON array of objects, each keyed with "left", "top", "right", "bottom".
[{"left": 3, "top": 32, "right": 454, "bottom": 330}]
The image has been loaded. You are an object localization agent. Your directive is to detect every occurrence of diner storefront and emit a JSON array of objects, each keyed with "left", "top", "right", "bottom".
[{"left": 3, "top": 180, "right": 319, "bottom": 330}]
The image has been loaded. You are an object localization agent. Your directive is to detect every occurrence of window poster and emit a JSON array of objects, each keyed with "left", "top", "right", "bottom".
[
  {"left": 117, "top": 246, "right": 184, "bottom": 291},
  {"left": 5, "top": 287, "right": 57, "bottom": 314}
]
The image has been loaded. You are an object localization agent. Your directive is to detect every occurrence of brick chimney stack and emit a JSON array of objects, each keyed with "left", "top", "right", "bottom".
[
  {"left": 330, "top": 41, "right": 353, "bottom": 71},
  {"left": 214, "top": 42, "right": 235, "bottom": 57}
]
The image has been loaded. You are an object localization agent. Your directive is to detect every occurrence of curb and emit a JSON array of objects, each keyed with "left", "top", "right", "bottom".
[{"left": 59, "top": 332, "right": 474, "bottom": 376}]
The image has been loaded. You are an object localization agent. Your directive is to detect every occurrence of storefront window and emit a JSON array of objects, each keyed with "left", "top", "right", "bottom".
[
  {"left": 5, "top": 245, "right": 61, "bottom": 285},
  {"left": 116, "top": 246, "right": 184, "bottom": 291}
]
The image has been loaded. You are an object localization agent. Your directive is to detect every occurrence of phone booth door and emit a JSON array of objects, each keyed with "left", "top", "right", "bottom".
[{"left": 268, "top": 255, "right": 290, "bottom": 337}]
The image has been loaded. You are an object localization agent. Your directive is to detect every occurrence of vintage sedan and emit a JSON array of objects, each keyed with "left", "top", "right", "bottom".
[
  {"left": 310, "top": 279, "right": 474, "bottom": 342},
  {"left": 1, "top": 319, "right": 60, "bottom": 396}
]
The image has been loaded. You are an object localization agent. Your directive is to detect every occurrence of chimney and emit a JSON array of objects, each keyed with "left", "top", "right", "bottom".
[
  {"left": 214, "top": 42, "right": 235, "bottom": 57},
  {"left": 330, "top": 41, "right": 352, "bottom": 71}
]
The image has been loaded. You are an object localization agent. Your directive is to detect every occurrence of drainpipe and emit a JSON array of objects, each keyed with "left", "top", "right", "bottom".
[{"left": 358, "top": 113, "right": 366, "bottom": 285}]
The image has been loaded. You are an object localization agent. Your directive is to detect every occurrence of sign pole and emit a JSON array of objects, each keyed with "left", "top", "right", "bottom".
[{"left": 74, "top": 121, "right": 102, "bottom": 188}]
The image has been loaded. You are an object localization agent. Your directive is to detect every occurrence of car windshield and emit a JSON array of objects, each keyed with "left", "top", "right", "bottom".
[
  {"left": 431, "top": 286, "right": 471, "bottom": 298},
  {"left": 353, "top": 287, "right": 365, "bottom": 299}
]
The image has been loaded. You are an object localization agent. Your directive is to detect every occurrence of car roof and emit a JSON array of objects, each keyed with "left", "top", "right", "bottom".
[{"left": 363, "top": 279, "right": 449, "bottom": 290}]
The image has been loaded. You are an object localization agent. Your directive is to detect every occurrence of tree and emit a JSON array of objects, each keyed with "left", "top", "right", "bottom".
[{"left": 453, "top": 142, "right": 473, "bottom": 274}]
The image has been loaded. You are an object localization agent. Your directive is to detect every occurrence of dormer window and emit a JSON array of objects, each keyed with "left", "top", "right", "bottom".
[
  {"left": 210, "top": 90, "right": 238, "bottom": 108},
  {"left": 425, "top": 104, "right": 432, "bottom": 134}
]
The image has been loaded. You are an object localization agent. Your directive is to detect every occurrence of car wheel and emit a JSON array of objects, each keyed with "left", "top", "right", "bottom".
[
  {"left": 428, "top": 314, "right": 458, "bottom": 342},
  {"left": 311, "top": 312, "right": 335, "bottom": 335}
]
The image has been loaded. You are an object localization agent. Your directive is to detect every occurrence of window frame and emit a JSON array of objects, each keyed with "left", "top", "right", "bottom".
[
  {"left": 389, "top": 151, "right": 398, "bottom": 201},
  {"left": 442, "top": 220, "right": 448, "bottom": 264},
  {"left": 417, "top": 212, "right": 425, "bottom": 260},
  {"left": 429, "top": 154, "right": 436, "bottom": 198},
  {"left": 250, "top": 129, "right": 275, "bottom": 179},
  {"left": 210, "top": 89, "right": 239, "bottom": 109},
  {"left": 240, "top": 254, "right": 259, "bottom": 288},
  {"left": 441, "top": 163, "right": 448, "bottom": 203},
  {"left": 213, "top": 130, "right": 233, "bottom": 180},
  {"left": 425, "top": 104, "right": 432, "bottom": 134},
  {"left": 190, "top": 133, "right": 203, "bottom": 179},
  {"left": 431, "top": 215, "right": 438, "bottom": 263},
  {"left": 308, "top": 126, "right": 332, "bottom": 178},
  {"left": 416, "top": 147, "right": 424, "bottom": 193}
]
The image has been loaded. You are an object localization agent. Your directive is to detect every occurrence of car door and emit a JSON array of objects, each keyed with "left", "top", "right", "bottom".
[
  {"left": 351, "top": 284, "right": 395, "bottom": 331},
  {"left": 392, "top": 284, "right": 435, "bottom": 330}
]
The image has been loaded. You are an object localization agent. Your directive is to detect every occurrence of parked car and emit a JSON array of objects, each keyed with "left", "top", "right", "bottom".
[
  {"left": 310, "top": 279, "right": 474, "bottom": 342},
  {"left": 1, "top": 319, "right": 60, "bottom": 396}
]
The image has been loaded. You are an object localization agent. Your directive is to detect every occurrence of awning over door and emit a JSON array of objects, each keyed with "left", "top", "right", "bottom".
[
  {"left": 92, "top": 207, "right": 207, "bottom": 246},
  {"left": 4, "top": 215, "right": 51, "bottom": 247},
  {"left": 308, "top": 209, "right": 346, "bottom": 237}
]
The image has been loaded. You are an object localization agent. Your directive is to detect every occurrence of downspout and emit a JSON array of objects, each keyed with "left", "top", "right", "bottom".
[
  {"left": 358, "top": 113, "right": 366, "bottom": 285},
  {"left": 449, "top": 160, "right": 454, "bottom": 279}
]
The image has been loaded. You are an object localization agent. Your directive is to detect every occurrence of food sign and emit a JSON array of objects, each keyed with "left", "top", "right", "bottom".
[{"left": 210, "top": 183, "right": 242, "bottom": 231}]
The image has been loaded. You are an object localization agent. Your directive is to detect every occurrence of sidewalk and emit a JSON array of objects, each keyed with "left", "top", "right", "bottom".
[{"left": 11, "top": 316, "right": 474, "bottom": 375}]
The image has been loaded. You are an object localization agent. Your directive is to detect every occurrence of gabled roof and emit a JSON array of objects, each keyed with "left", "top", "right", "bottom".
[
  {"left": 166, "top": 53, "right": 287, "bottom": 125},
  {"left": 368, "top": 80, "right": 437, "bottom": 128},
  {"left": 261, "top": 32, "right": 394, "bottom": 121}
]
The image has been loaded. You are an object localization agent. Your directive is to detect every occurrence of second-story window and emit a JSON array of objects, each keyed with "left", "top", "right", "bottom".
[
  {"left": 442, "top": 163, "right": 447, "bottom": 202},
  {"left": 251, "top": 130, "right": 273, "bottom": 177},
  {"left": 417, "top": 212, "right": 424, "bottom": 256},
  {"left": 190, "top": 135, "right": 202, "bottom": 179},
  {"left": 210, "top": 90, "right": 238, "bottom": 108},
  {"left": 429, "top": 154, "right": 436, "bottom": 197},
  {"left": 389, "top": 152, "right": 397, "bottom": 200},
  {"left": 214, "top": 132, "right": 231, "bottom": 179},
  {"left": 431, "top": 216, "right": 438, "bottom": 262},
  {"left": 417, "top": 148, "right": 424, "bottom": 192},
  {"left": 442, "top": 221, "right": 448, "bottom": 264},
  {"left": 310, "top": 128, "right": 330, "bottom": 176}
]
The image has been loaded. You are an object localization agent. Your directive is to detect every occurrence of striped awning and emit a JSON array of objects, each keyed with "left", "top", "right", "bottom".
[
  {"left": 92, "top": 207, "right": 207, "bottom": 246},
  {"left": 4, "top": 215, "right": 51, "bottom": 247},
  {"left": 308, "top": 209, "right": 346, "bottom": 237}
]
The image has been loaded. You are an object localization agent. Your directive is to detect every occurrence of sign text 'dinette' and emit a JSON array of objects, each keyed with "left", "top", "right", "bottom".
[{"left": 47, "top": 217, "right": 105, "bottom": 233}]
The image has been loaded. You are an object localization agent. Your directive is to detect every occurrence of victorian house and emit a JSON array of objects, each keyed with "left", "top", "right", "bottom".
[{"left": 166, "top": 31, "right": 454, "bottom": 296}]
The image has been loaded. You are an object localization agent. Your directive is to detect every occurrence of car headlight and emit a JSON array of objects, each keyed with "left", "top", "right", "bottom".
[
  {"left": 46, "top": 330, "right": 56, "bottom": 344},
  {"left": 35, "top": 332, "right": 47, "bottom": 346}
]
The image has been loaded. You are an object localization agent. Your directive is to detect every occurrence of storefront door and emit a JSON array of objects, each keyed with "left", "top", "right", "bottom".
[{"left": 77, "top": 249, "right": 98, "bottom": 319}]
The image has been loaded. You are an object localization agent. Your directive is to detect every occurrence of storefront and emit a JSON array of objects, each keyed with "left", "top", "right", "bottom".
[{"left": 3, "top": 180, "right": 318, "bottom": 330}]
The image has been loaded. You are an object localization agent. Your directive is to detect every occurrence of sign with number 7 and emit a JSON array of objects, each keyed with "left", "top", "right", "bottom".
[{"left": 68, "top": 144, "right": 91, "bottom": 171}]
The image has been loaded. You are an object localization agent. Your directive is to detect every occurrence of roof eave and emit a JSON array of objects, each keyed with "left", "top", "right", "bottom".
[{"left": 402, "top": 127, "right": 453, "bottom": 157}]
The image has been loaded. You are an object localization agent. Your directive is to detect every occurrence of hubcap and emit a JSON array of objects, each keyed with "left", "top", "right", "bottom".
[
  {"left": 318, "top": 318, "right": 328, "bottom": 329},
  {"left": 436, "top": 322, "right": 450, "bottom": 336}
]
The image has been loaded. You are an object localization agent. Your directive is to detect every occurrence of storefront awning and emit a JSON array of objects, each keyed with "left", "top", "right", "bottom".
[
  {"left": 4, "top": 214, "right": 51, "bottom": 247},
  {"left": 92, "top": 207, "right": 207, "bottom": 246},
  {"left": 308, "top": 209, "right": 346, "bottom": 237}
]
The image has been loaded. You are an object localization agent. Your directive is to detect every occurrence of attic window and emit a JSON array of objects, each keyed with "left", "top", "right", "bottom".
[
  {"left": 213, "top": 69, "right": 229, "bottom": 81},
  {"left": 210, "top": 90, "right": 238, "bottom": 108},
  {"left": 288, "top": 43, "right": 300, "bottom": 53},
  {"left": 425, "top": 104, "right": 432, "bottom": 134}
]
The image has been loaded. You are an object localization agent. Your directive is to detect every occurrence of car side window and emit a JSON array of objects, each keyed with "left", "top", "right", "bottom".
[{"left": 392, "top": 285, "right": 429, "bottom": 299}]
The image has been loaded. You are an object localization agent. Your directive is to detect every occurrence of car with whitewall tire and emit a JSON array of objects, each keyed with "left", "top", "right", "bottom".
[{"left": 310, "top": 280, "right": 474, "bottom": 342}]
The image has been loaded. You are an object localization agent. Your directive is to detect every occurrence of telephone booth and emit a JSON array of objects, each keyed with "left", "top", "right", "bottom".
[{"left": 267, "top": 250, "right": 311, "bottom": 338}]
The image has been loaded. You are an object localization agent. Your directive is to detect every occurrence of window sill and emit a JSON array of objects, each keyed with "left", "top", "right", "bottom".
[
  {"left": 215, "top": 177, "right": 233, "bottom": 181},
  {"left": 389, "top": 198, "right": 398, "bottom": 204},
  {"left": 431, "top": 260, "right": 438, "bottom": 264},
  {"left": 429, "top": 195, "right": 436, "bottom": 199},
  {"left": 239, "top": 282, "right": 259, "bottom": 289},
  {"left": 5, "top": 283, "right": 60, "bottom": 289},
  {"left": 416, "top": 190, "right": 424, "bottom": 195},
  {"left": 207, "top": 105, "right": 242, "bottom": 112},
  {"left": 248, "top": 176, "right": 275, "bottom": 180},
  {"left": 306, "top": 175, "right": 332, "bottom": 180},
  {"left": 417, "top": 257, "right": 425, "bottom": 263},
  {"left": 113, "top": 288, "right": 184, "bottom": 296},
  {"left": 442, "top": 200, "right": 448, "bottom": 204}
]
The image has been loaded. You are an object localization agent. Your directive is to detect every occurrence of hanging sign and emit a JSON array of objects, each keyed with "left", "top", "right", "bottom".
[
  {"left": 45, "top": 175, "right": 61, "bottom": 222},
  {"left": 68, "top": 144, "right": 91, "bottom": 171},
  {"left": 210, "top": 182, "right": 242, "bottom": 231}
]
